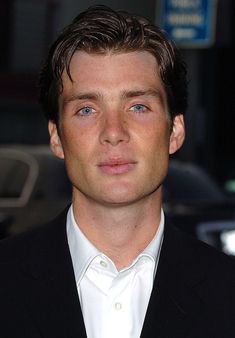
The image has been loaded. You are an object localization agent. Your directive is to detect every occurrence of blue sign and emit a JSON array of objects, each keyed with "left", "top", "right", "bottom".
[{"left": 158, "top": 0, "right": 218, "bottom": 47}]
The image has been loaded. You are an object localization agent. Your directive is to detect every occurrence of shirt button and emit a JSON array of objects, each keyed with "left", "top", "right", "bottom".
[
  {"left": 114, "top": 302, "right": 122, "bottom": 311},
  {"left": 100, "top": 260, "right": 108, "bottom": 268}
]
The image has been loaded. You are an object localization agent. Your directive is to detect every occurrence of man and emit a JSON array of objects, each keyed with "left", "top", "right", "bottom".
[{"left": 0, "top": 5, "right": 234, "bottom": 338}]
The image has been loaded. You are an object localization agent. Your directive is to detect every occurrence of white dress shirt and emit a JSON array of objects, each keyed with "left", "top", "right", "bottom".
[{"left": 67, "top": 206, "right": 164, "bottom": 338}]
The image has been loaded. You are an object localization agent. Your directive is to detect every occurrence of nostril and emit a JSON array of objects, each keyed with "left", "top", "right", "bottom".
[{"left": 99, "top": 119, "right": 130, "bottom": 145}]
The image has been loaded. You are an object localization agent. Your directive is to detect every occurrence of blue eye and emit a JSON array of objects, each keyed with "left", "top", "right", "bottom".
[
  {"left": 131, "top": 104, "right": 147, "bottom": 113},
  {"left": 78, "top": 107, "right": 95, "bottom": 116}
]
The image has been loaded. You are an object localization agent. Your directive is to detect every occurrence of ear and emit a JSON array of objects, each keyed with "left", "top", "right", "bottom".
[
  {"left": 169, "top": 114, "right": 185, "bottom": 155},
  {"left": 48, "top": 121, "right": 64, "bottom": 159}
]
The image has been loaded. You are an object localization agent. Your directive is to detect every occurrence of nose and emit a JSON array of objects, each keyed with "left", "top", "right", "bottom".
[{"left": 99, "top": 112, "right": 130, "bottom": 146}]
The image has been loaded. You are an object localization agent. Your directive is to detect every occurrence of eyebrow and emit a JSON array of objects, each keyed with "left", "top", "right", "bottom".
[
  {"left": 121, "top": 89, "right": 164, "bottom": 102},
  {"left": 63, "top": 92, "right": 102, "bottom": 105},
  {"left": 63, "top": 88, "right": 165, "bottom": 106}
]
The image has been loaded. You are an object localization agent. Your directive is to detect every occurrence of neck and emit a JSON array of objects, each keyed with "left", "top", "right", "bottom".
[{"left": 72, "top": 189, "right": 162, "bottom": 270}]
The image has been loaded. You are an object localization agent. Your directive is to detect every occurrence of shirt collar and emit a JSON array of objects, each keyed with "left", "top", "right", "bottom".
[
  {"left": 66, "top": 206, "right": 100, "bottom": 285},
  {"left": 66, "top": 205, "right": 164, "bottom": 284},
  {"left": 141, "top": 209, "right": 164, "bottom": 260}
]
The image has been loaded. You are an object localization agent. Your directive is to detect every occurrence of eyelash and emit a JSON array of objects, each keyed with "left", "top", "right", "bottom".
[
  {"left": 130, "top": 104, "right": 148, "bottom": 113},
  {"left": 77, "top": 103, "right": 148, "bottom": 117},
  {"left": 77, "top": 106, "right": 95, "bottom": 116}
]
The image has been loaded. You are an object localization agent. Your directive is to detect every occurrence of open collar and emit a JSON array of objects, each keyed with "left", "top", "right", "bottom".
[{"left": 67, "top": 205, "right": 165, "bottom": 283}]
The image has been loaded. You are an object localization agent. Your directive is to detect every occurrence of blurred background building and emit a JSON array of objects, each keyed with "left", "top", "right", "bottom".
[{"left": 0, "top": 0, "right": 235, "bottom": 253}]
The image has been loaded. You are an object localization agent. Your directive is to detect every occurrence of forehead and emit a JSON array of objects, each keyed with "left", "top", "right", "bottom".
[
  {"left": 61, "top": 50, "right": 166, "bottom": 100},
  {"left": 68, "top": 49, "right": 157, "bottom": 67},
  {"left": 65, "top": 50, "right": 158, "bottom": 79}
]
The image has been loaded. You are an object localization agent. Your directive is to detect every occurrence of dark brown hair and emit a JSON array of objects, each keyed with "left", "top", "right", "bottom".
[{"left": 39, "top": 5, "right": 187, "bottom": 123}]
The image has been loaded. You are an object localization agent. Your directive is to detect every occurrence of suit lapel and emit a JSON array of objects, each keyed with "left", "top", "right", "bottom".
[
  {"left": 20, "top": 209, "right": 87, "bottom": 338},
  {"left": 18, "top": 211, "right": 210, "bottom": 338},
  {"left": 141, "top": 220, "right": 207, "bottom": 338}
]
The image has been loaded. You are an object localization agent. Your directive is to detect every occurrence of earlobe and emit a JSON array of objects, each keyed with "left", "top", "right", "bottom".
[
  {"left": 169, "top": 114, "right": 185, "bottom": 155},
  {"left": 48, "top": 121, "right": 64, "bottom": 159}
]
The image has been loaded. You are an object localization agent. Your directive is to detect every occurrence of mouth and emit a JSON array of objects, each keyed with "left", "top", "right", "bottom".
[{"left": 97, "top": 159, "right": 137, "bottom": 175}]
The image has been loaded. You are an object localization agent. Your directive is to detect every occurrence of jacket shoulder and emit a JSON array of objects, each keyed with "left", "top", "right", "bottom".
[
  {"left": 163, "top": 220, "right": 235, "bottom": 281},
  {"left": 0, "top": 208, "right": 68, "bottom": 263}
]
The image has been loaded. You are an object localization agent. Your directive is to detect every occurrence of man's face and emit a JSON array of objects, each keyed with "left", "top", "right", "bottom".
[{"left": 49, "top": 51, "right": 184, "bottom": 207}]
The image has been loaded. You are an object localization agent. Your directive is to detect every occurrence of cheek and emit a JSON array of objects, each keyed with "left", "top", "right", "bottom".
[
  {"left": 143, "top": 129, "right": 170, "bottom": 176},
  {"left": 145, "top": 124, "right": 170, "bottom": 152},
  {"left": 60, "top": 123, "right": 85, "bottom": 151},
  {"left": 61, "top": 129, "right": 97, "bottom": 175}
]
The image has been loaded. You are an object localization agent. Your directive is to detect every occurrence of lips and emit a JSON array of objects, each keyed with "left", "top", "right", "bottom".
[{"left": 97, "top": 159, "right": 137, "bottom": 175}]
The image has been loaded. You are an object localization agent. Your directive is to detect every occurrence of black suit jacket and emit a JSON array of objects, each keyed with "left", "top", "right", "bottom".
[{"left": 0, "top": 208, "right": 235, "bottom": 338}]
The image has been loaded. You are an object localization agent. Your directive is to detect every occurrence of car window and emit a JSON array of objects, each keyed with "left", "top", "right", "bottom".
[{"left": 0, "top": 148, "right": 38, "bottom": 207}]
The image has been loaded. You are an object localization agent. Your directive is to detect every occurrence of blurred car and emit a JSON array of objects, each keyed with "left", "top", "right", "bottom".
[
  {"left": 196, "top": 220, "right": 235, "bottom": 256},
  {"left": 0, "top": 145, "right": 71, "bottom": 237},
  {"left": 163, "top": 160, "right": 235, "bottom": 255}
]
